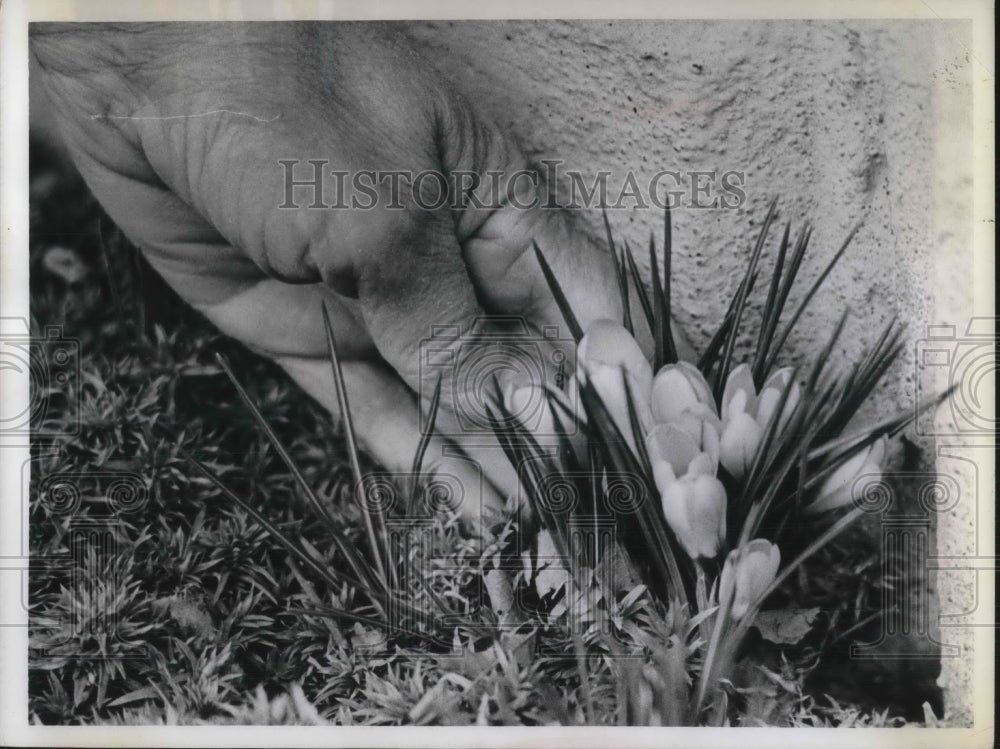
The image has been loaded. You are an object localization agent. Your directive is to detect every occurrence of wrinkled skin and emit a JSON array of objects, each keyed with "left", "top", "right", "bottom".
[{"left": 30, "top": 22, "right": 644, "bottom": 522}]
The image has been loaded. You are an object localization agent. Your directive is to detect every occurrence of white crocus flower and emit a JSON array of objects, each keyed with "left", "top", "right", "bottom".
[
  {"left": 576, "top": 319, "right": 654, "bottom": 450},
  {"left": 719, "top": 364, "right": 800, "bottom": 480},
  {"left": 807, "top": 436, "right": 888, "bottom": 514},
  {"left": 718, "top": 538, "right": 781, "bottom": 621},
  {"left": 647, "top": 424, "right": 726, "bottom": 559}
]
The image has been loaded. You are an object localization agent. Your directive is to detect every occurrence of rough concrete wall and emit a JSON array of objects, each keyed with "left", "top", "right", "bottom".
[{"left": 404, "top": 19, "right": 976, "bottom": 722}]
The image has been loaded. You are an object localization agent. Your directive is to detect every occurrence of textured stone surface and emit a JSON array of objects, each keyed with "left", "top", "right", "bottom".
[{"left": 404, "top": 19, "right": 977, "bottom": 723}]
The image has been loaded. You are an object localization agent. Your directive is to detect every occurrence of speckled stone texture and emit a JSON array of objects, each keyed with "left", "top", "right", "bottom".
[{"left": 404, "top": 19, "right": 977, "bottom": 723}]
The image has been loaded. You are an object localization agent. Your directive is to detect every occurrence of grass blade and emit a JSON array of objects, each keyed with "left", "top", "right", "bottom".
[
  {"left": 321, "top": 302, "right": 393, "bottom": 591},
  {"left": 623, "top": 240, "right": 655, "bottom": 334},
  {"left": 214, "top": 352, "right": 383, "bottom": 597},
  {"left": 649, "top": 233, "right": 666, "bottom": 370},
  {"left": 716, "top": 198, "right": 778, "bottom": 399},
  {"left": 409, "top": 375, "right": 443, "bottom": 517},
  {"left": 763, "top": 222, "right": 861, "bottom": 373},
  {"left": 618, "top": 249, "right": 633, "bottom": 334},
  {"left": 662, "top": 205, "right": 678, "bottom": 364},
  {"left": 96, "top": 217, "right": 124, "bottom": 330},
  {"left": 602, "top": 208, "right": 633, "bottom": 333},
  {"left": 533, "top": 241, "right": 584, "bottom": 341},
  {"left": 700, "top": 271, "right": 758, "bottom": 381},
  {"left": 184, "top": 450, "right": 370, "bottom": 598},
  {"left": 751, "top": 221, "right": 791, "bottom": 382}
]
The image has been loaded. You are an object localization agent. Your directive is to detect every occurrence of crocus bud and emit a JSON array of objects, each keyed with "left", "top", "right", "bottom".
[
  {"left": 660, "top": 472, "right": 727, "bottom": 560},
  {"left": 718, "top": 538, "right": 781, "bottom": 621},
  {"left": 808, "top": 436, "right": 888, "bottom": 514},
  {"left": 756, "top": 367, "right": 800, "bottom": 432},
  {"left": 577, "top": 319, "right": 653, "bottom": 396},
  {"left": 721, "top": 363, "right": 757, "bottom": 424},
  {"left": 651, "top": 361, "right": 717, "bottom": 424},
  {"left": 719, "top": 396, "right": 763, "bottom": 480},
  {"left": 577, "top": 319, "right": 654, "bottom": 448}
]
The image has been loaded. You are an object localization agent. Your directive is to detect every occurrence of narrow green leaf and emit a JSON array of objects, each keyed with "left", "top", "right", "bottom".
[
  {"left": 717, "top": 199, "right": 778, "bottom": 400},
  {"left": 623, "top": 240, "right": 655, "bottom": 333},
  {"left": 763, "top": 222, "right": 861, "bottom": 373},
  {"left": 700, "top": 271, "right": 758, "bottom": 382},
  {"left": 214, "top": 352, "right": 382, "bottom": 597},
  {"left": 184, "top": 450, "right": 371, "bottom": 599},
  {"left": 662, "top": 205, "right": 678, "bottom": 364},
  {"left": 649, "top": 233, "right": 666, "bottom": 370},
  {"left": 533, "top": 241, "right": 584, "bottom": 341},
  {"left": 619, "top": 249, "right": 633, "bottom": 334},
  {"left": 602, "top": 208, "right": 632, "bottom": 333},
  {"left": 321, "top": 303, "right": 393, "bottom": 590},
  {"left": 752, "top": 221, "right": 791, "bottom": 382},
  {"left": 575, "top": 377, "right": 690, "bottom": 607},
  {"left": 409, "top": 375, "right": 442, "bottom": 517}
]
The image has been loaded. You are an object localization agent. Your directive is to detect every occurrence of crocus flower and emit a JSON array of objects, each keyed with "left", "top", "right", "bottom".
[
  {"left": 718, "top": 538, "right": 781, "bottom": 621},
  {"left": 807, "top": 436, "right": 888, "bottom": 514},
  {"left": 719, "top": 364, "right": 800, "bottom": 480},
  {"left": 647, "top": 424, "right": 726, "bottom": 559},
  {"left": 646, "top": 424, "right": 716, "bottom": 490},
  {"left": 755, "top": 367, "right": 799, "bottom": 431},
  {"left": 660, "top": 472, "right": 728, "bottom": 559},
  {"left": 576, "top": 319, "right": 654, "bottom": 449},
  {"left": 651, "top": 361, "right": 717, "bottom": 425},
  {"left": 650, "top": 362, "right": 721, "bottom": 459}
]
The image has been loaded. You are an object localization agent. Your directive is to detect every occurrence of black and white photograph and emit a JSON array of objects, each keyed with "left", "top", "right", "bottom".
[{"left": 0, "top": 1, "right": 993, "bottom": 744}]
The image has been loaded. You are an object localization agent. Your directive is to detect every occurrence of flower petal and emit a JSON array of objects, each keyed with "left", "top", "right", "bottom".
[
  {"left": 719, "top": 411, "right": 763, "bottom": 480},
  {"left": 756, "top": 367, "right": 800, "bottom": 431},
  {"left": 646, "top": 423, "right": 699, "bottom": 478},
  {"left": 651, "top": 362, "right": 717, "bottom": 424},
  {"left": 684, "top": 474, "right": 727, "bottom": 559},
  {"left": 660, "top": 473, "right": 727, "bottom": 560},
  {"left": 808, "top": 442, "right": 878, "bottom": 513},
  {"left": 730, "top": 539, "right": 780, "bottom": 620},
  {"left": 585, "top": 362, "right": 653, "bottom": 452},
  {"left": 578, "top": 319, "right": 652, "bottom": 395},
  {"left": 721, "top": 363, "right": 757, "bottom": 422}
]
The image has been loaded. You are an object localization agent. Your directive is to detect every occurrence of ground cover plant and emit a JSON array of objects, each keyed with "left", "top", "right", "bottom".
[{"left": 27, "top": 138, "right": 950, "bottom": 726}]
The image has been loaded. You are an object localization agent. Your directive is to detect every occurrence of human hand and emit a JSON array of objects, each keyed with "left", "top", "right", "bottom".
[{"left": 30, "top": 22, "right": 631, "bottom": 524}]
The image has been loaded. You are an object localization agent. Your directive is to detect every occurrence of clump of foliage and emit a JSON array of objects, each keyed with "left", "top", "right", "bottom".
[{"left": 27, "top": 140, "right": 948, "bottom": 725}]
